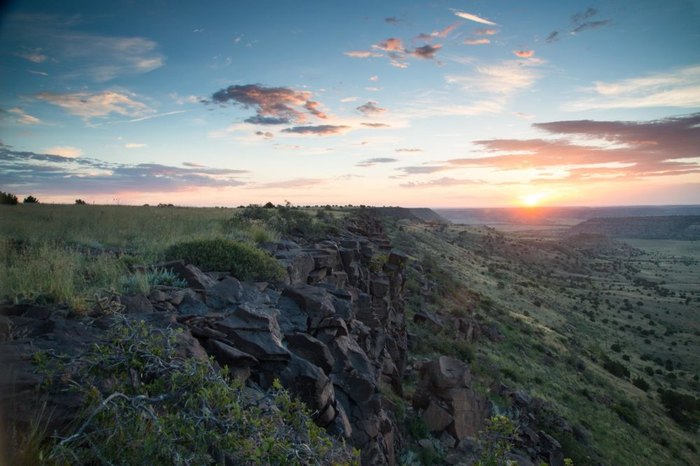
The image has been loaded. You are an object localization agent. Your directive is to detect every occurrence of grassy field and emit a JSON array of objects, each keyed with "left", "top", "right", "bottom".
[
  {"left": 388, "top": 219, "right": 700, "bottom": 465},
  {"left": 0, "top": 203, "right": 343, "bottom": 310}
]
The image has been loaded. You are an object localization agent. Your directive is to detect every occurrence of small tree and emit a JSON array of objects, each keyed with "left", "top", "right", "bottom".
[
  {"left": 23, "top": 195, "right": 39, "bottom": 204},
  {"left": 0, "top": 191, "right": 18, "bottom": 205},
  {"left": 75, "top": 199, "right": 87, "bottom": 205}
]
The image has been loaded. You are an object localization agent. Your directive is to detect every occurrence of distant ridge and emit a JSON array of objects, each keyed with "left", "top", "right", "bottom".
[
  {"left": 375, "top": 207, "right": 447, "bottom": 223},
  {"left": 568, "top": 215, "right": 700, "bottom": 240}
]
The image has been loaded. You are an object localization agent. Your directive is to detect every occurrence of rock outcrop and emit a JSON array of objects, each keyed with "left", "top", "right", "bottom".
[{"left": 0, "top": 211, "right": 409, "bottom": 465}]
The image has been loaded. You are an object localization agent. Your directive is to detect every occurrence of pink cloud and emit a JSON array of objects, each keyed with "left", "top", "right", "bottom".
[{"left": 513, "top": 50, "right": 535, "bottom": 58}]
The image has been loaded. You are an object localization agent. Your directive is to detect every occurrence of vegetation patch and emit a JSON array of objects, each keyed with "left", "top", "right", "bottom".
[{"left": 165, "top": 238, "right": 285, "bottom": 281}]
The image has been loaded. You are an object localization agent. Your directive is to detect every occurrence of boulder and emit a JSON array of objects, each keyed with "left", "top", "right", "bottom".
[
  {"left": 285, "top": 332, "right": 335, "bottom": 374},
  {"left": 282, "top": 285, "right": 336, "bottom": 319},
  {"left": 205, "top": 277, "right": 243, "bottom": 309},
  {"left": 277, "top": 250, "right": 315, "bottom": 285},
  {"left": 279, "top": 354, "right": 335, "bottom": 425},
  {"left": 164, "top": 261, "right": 217, "bottom": 290}
]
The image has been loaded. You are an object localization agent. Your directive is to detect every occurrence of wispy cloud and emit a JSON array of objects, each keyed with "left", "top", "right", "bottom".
[
  {"left": 16, "top": 49, "right": 47, "bottom": 63},
  {"left": 374, "top": 38, "right": 405, "bottom": 52},
  {"left": 453, "top": 11, "right": 497, "bottom": 26},
  {"left": 546, "top": 7, "right": 611, "bottom": 44},
  {"left": 356, "top": 101, "right": 386, "bottom": 115},
  {"left": 35, "top": 91, "right": 152, "bottom": 120},
  {"left": 400, "top": 177, "right": 483, "bottom": 188},
  {"left": 125, "top": 143, "right": 147, "bottom": 149},
  {"left": 44, "top": 146, "right": 83, "bottom": 158},
  {"left": 356, "top": 157, "right": 398, "bottom": 167},
  {"left": 6, "top": 107, "right": 41, "bottom": 125},
  {"left": 281, "top": 125, "right": 349, "bottom": 135},
  {"left": 344, "top": 50, "right": 383, "bottom": 58},
  {"left": 128, "top": 110, "right": 186, "bottom": 123},
  {"left": 464, "top": 38, "right": 490, "bottom": 45},
  {"left": 446, "top": 59, "right": 541, "bottom": 96},
  {"left": 209, "top": 84, "right": 328, "bottom": 125},
  {"left": 567, "top": 65, "right": 700, "bottom": 110},
  {"left": 395, "top": 148, "right": 422, "bottom": 153},
  {"left": 475, "top": 28, "right": 498, "bottom": 36},
  {"left": 385, "top": 17, "right": 401, "bottom": 25},
  {"left": 361, "top": 122, "right": 390, "bottom": 128},
  {"left": 0, "top": 143, "right": 247, "bottom": 194},
  {"left": 250, "top": 178, "right": 324, "bottom": 189}
]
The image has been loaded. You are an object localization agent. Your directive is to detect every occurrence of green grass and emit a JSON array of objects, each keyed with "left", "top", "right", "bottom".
[
  {"left": 0, "top": 204, "right": 287, "bottom": 309},
  {"left": 385, "top": 219, "right": 700, "bottom": 466}
]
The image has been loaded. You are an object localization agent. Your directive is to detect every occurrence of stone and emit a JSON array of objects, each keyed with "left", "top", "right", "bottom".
[
  {"left": 282, "top": 285, "right": 336, "bottom": 319},
  {"left": 148, "top": 289, "right": 168, "bottom": 303},
  {"left": 423, "top": 400, "right": 454, "bottom": 432},
  {"left": 121, "top": 294, "right": 155, "bottom": 314},
  {"left": 206, "top": 339, "right": 258, "bottom": 381},
  {"left": 177, "top": 290, "right": 209, "bottom": 317},
  {"left": 328, "top": 402, "right": 353, "bottom": 439},
  {"left": 214, "top": 308, "right": 290, "bottom": 362},
  {"left": 285, "top": 332, "right": 335, "bottom": 374},
  {"left": 277, "top": 250, "right": 315, "bottom": 285},
  {"left": 205, "top": 277, "right": 243, "bottom": 309},
  {"left": 279, "top": 354, "right": 335, "bottom": 423},
  {"left": 421, "top": 356, "right": 472, "bottom": 390},
  {"left": 413, "top": 310, "right": 443, "bottom": 330},
  {"left": 164, "top": 260, "right": 217, "bottom": 290}
]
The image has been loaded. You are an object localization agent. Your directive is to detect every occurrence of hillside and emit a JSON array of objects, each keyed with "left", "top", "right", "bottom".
[
  {"left": 1, "top": 204, "right": 698, "bottom": 465},
  {"left": 569, "top": 216, "right": 700, "bottom": 240}
]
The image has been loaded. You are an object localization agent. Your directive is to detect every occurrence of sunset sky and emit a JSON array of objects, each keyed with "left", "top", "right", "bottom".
[{"left": 1, "top": 0, "right": 699, "bottom": 207}]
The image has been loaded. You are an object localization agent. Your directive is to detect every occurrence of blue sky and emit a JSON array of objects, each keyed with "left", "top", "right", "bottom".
[{"left": 1, "top": 0, "right": 699, "bottom": 207}]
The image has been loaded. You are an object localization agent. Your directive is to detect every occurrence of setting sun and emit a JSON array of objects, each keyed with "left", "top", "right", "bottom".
[{"left": 519, "top": 192, "right": 547, "bottom": 207}]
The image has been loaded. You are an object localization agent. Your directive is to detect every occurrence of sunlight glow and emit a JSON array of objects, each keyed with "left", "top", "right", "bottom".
[{"left": 519, "top": 192, "right": 547, "bottom": 207}]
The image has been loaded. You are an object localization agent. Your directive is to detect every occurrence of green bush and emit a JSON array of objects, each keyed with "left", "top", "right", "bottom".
[
  {"left": 165, "top": 238, "right": 285, "bottom": 281},
  {"left": 602, "top": 357, "right": 629, "bottom": 379},
  {"left": 42, "top": 318, "right": 358, "bottom": 465},
  {"left": 23, "top": 195, "right": 39, "bottom": 204}
]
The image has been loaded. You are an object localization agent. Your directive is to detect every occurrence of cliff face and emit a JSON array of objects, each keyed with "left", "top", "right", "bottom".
[{"left": 0, "top": 211, "right": 409, "bottom": 465}]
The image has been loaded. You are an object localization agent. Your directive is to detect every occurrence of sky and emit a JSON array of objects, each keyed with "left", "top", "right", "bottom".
[{"left": 1, "top": 0, "right": 699, "bottom": 208}]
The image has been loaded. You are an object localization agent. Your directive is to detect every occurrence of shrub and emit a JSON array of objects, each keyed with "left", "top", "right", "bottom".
[
  {"left": 43, "top": 318, "right": 357, "bottom": 465},
  {"left": 612, "top": 400, "right": 639, "bottom": 427},
  {"left": 165, "top": 238, "right": 285, "bottom": 281},
  {"left": 1, "top": 191, "right": 18, "bottom": 205},
  {"left": 74, "top": 199, "right": 87, "bottom": 205},
  {"left": 23, "top": 195, "right": 39, "bottom": 204},
  {"left": 659, "top": 389, "right": 700, "bottom": 429},
  {"left": 602, "top": 357, "right": 629, "bottom": 379}
]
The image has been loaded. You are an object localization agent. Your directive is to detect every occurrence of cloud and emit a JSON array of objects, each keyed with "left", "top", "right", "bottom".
[
  {"left": 0, "top": 143, "right": 247, "bottom": 194},
  {"left": 17, "top": 49, "right": 47, "bottom": 63},
  {"left": 412, "top": 44, "right": 442, "bottom": 59},
  {"left": 244, "top": 115, "right": 291, "bottom": 125},
  {"left": 281, "top": 125, "right": 350, "bottom": 135},
  {"left": 356, "top": 101, "right": 386, "bottom": 115},
  {"left": 570, "top": 7, "right": 610, "bottom": 33},
  {"left": 398, "top": 165, "right": 447, "bottom": 174},
  {"left": 356, "top": 157, "right": 398, "bottom": 167},
  {"left": 210, "top": 84, "right": 327, "bottom": 124},
  {"left": 370, "top": 75, "right": 379, "bottom": 82},
  {"left": 385, "top": 17, "right": 401, "bottom": 24},
  {"left": 9, "top": 13, "right": 165, "bottom": 82},
  {"left": 545, "top": 31, "right": 560, "bottom": 43},
  {"left": 127, "top": 110, "right": 186, "bottom": 123},
  {"left": 453, "top": 11, "right": 498, "bottom": 26},
  {"left": 374, "top": 38, "right": 405, "bottom": 52},
  {"left": 361, "top": 122, "right": 390, "bottom": 128},
  {"left": 418, "top": 23, "right": 461, "bottom": 41},
  {"left": 395, "top": 148, "right": 422, "bottom": 152},
  {"left": 251, "top": 178, "right": 324, "bottom": 189},
  {"left": 475, "top": 28, "right": 498, "bottom": 36},
  {"left": 125, "top": 143, "right": 147, "bottom": 149},
  {"left": 255, "top": 131, "right": 274, "bottom": 139},
  {"left": 446, "top": 59, "right": 541, "bottom": 96},
  {"left": 341, "top": 96, "right": 359, "bottom": 103},
  {"left": 35, "top": 91, "right": 152, "bottom": 120},
  {"left": 513, "top": 50, "right": 534, "bottom": 58},
  {"left": 7, "top": 107, "right": 41, "bottom": 125},
  {"left": 567, "top": 65, "right": 700, "bottom": 110},
  {"left": 464, "top": 39, "right": 490, "bottom": 45},
  {"left": 547, "top": 7, "right": 610, "bottom": 44},
  {"left": 44, "top": 146, "right": 83, "bottom": 158},
  {"left": 447, "top": 113, "right": 700, "bottom": 181},
  {"left": 400, "top": 177, "right": 483, "bottom": 188},
  {"left": 344, "top": 50, "right": 383, "bottom": 58}
]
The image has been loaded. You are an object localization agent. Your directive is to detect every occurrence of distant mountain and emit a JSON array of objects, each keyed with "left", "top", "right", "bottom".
[{"left": 568, "top": 215, "right": 700, "bottom": 240}]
